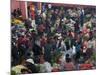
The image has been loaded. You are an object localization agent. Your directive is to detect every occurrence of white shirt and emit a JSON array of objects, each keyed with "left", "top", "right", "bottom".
[{"left": 39, "top": 62, "right": 52, "bottom": 72}]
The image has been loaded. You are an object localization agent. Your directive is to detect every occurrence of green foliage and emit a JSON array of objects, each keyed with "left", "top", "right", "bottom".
[
  {"left": 91, "top": 51, "right": 96, "bottom": 61},
  {"left": 11, "top": 70, "right": 17, "bottom": 75},
  {"left": 51, "top": 51, "right": 62, "bottom": 66}
]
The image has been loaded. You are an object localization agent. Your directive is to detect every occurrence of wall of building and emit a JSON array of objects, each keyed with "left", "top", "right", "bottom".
[{"left": 11, "top": 0, "right": 26, "bottom": 19}]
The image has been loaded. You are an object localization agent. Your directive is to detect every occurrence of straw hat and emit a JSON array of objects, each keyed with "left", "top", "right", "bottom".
[{"left": 26, "top": 58, "right": 34, "bottom": 64}]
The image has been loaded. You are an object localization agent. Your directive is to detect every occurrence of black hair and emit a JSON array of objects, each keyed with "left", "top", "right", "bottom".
[
  {"left": 65, "top": 54, "right": 72, "bottom": 62},
  {"left": 66, "top": 57, "right": 71, "bottom": 63},
  {"left": 21, "top": 68, "right": 30, "bottom": 73}
]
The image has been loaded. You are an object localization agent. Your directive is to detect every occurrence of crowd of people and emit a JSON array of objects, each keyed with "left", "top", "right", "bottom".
[{"left": 11, "top": 3, "right": 96, "bottom": 74}]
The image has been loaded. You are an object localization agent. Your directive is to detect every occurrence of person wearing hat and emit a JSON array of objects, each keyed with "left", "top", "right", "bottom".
[{"left": 25, "top": 58, "right": 39, "bottom": 73}]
